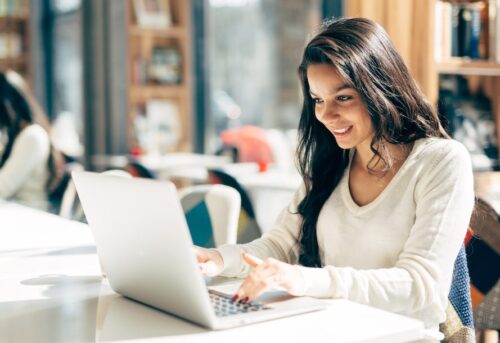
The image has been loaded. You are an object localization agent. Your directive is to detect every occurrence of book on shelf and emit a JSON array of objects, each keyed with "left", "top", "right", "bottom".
[
  {"left": 133, "top": 0, "right": 172, "bottom": 29},
  {"left": 132, "top": 56, "right": 148, "bottom": 84},
  {"left": 435, "top": 0, "right": 495, "bottom": 61},
  {"left": 0, "top": 32, "right": 22, "bottom": 59},
  {"left": 133, "top": 99, "right": 181, "bottom": 154},
  {"left": 490, "top": 0, "right": 500, "bottom": 62},
  {"left": 148, "top": 46, "right": 181, "bottom": 84}
]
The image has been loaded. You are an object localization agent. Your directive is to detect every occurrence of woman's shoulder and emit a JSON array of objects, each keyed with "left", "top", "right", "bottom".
[
  {"left": 17, "top": 124, "right": 49, "bottom": 144},
  {"left": 13, "top": 124, "right": 50, "bottom": 155},
  {"left": 413, "top": 137, "right": 469, "bottom": 163},
  {"left": 410, "top": 137, "right": 471, "bottom": 180}
]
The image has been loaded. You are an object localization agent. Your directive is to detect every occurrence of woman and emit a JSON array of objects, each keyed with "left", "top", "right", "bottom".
[
  {"left": 195, "top": 18, "right": 474, "bottom": 341},
  {"left": 0, "top": 70, "right": 64, "bottom": 210}
]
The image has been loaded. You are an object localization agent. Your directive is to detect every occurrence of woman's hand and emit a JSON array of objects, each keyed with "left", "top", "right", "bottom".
[
  {"left": 193, "top": 246, "right": 224, "bottom": 277},
  {"left": 233, "top": 253, "right": 306, "bottom": 303}
]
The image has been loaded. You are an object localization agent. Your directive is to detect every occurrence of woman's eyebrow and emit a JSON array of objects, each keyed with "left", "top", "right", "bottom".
[{"left": 309, "top": 84, "right": 352, "bottom": 97}]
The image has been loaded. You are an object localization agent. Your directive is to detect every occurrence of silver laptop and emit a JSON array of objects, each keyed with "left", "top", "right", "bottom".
[{"left": 72, "top": 171, "right": 329, "bottom": 330}]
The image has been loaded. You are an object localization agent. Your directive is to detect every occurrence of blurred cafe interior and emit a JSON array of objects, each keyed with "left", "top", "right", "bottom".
[{"left": 1, "top": 0, "right": 500, "bottom": 342}]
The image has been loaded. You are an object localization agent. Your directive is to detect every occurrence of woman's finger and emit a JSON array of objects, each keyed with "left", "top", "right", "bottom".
[
  {"left": 234, "top": 267, "right": 278, "bottom": 302},
  {"left": 193, "top": 246, "right": 206, "bottom": 262},
  {"left": 242, "top": 253, "right": 263, "bottom": 268}
]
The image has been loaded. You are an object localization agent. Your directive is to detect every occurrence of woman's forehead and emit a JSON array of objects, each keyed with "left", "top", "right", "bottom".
[{"left": 307, "top": 64, "right": 351, "bottom": 93}]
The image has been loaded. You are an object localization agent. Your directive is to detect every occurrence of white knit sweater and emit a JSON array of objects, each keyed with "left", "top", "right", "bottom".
[
  {"left": 218, "top": 137, "right": 474, "bottom": 340},
  {"left": 0, "top": 124, "right": 50, "bottom": 210}
]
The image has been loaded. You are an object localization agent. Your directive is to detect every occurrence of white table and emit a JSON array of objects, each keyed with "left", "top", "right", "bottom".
[
  {"left": 0, "top": 202, "right": 424, "bottom": 343},
  {"left": 91, "top": 153, "right": 231, "bottom": 181}
]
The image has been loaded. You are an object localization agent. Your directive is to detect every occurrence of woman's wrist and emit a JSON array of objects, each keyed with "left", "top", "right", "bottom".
[{"left": 208, "top": 248, "right": 225, "bottom": 272}]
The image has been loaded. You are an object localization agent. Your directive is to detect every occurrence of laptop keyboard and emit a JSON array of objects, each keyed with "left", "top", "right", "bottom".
[{"left": 209, "top": 290, "right": 271, "bottom": 317}]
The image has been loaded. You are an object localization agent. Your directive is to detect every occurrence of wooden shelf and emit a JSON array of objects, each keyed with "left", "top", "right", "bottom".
[
  {"left": 0, "top": 15, "right": 29, "bottom": 22},
  {"left": 129, "top": 84, "right": 185, "bottom": 100},
  {"left": 437, "top": 59, "right": 500, "bottom": 76},
  {"left": 129, "top": 25, "right": 185, "bottom": 38},
  {"left": 0, "top": 56, "right": 28, "bottom": 64},
  {"left": 127, "top": 0, "right": 192, "bottom": 153}
]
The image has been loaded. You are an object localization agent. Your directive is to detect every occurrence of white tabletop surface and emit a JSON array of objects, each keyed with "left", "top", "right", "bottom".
[{"left": 0, "top": 202, "right": 424, "bottom": 343}]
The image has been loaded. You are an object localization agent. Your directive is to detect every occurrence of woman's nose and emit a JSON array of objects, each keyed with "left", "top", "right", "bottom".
[{"left": 318, "top": 102, "right": 339, "bottom": 121}]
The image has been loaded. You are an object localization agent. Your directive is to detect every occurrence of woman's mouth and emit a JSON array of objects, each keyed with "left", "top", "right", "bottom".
[{"left": 332, "top": 125, "right": 353, "bottom": 138}]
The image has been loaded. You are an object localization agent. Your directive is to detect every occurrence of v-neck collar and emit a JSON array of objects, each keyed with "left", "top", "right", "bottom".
[{"left": 340, "top": 140, "right": 422, "bottom": 216}]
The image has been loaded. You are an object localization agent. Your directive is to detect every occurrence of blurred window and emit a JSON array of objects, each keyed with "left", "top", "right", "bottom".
[
  {"left": 48, "top": 0, "right": 83, "bottom": 157},
  {"left": 205, "top": 0, "right": 321, "bottom": 152}
]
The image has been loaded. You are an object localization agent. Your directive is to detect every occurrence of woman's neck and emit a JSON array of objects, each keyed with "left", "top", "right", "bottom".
[{"left": 353, "top": 140, "right": 412, "bottom": 173}]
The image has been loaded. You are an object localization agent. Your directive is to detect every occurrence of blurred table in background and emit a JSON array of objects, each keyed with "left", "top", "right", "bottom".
[
  {"left": 474, "top": 172, "right": 500, "bottom": 214},
  {"left": 92, "top": 153, "right": 231, "bottom": 181}
]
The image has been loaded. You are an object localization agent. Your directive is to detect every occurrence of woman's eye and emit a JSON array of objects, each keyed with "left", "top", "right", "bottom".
[
  {"left": 312, "top": 98, "right": 323, "bottom": 104},
  {"left": 337, "top": 95, "right": 352, "bottom": 102}
]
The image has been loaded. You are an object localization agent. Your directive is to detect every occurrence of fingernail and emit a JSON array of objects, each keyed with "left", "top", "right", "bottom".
[
  {"left": 243, "top": 297, "right": 249, "bottom": 304},
  {"left": 231, "top": 295, "right": 239, "bottom": 302}
]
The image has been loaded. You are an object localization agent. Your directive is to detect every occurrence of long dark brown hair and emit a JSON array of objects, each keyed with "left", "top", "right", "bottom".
[
  {"left": 296, "top": 17, "right": 450, "bottom": 267},
  {"left": 0, "top": 71, "right": 64, "bottom": 195}
]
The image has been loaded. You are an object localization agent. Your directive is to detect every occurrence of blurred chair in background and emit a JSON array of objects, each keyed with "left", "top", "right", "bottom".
[
  {"left": 54, "top": 161, "right": 84, "bottom": 218},
  {"left": 466, "top": 198, "right": 500, "bottom": 343},
  {"left": 208, "top": 169, "right": 261, "bottom": 243},
  {"left": 179, "top": 184, "right": 240, "bottom": 248},
  {"left": 60, "top": 169, "right": 132, "bottom": 221},
  {"left": 440, "top": 245, "right": 475, "bottom": 341},
  {"left": 127, "top": 158, "right": 157, "bottom": 179}
]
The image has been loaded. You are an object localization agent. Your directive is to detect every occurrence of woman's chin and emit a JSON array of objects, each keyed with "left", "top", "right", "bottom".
[{"left": 334, "top": 138, "right": 355, "bottom": 150}]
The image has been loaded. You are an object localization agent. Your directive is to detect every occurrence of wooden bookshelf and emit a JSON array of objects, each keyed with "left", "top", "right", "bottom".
[
  {"left": 437, "top": 59, "right": 500, "bottom": 76},
  {"left": 126, "top": 0, "right": 192, "bottom": 154},
  {"left": 0, "top": 0, "right": 30, "bottom": 81}
]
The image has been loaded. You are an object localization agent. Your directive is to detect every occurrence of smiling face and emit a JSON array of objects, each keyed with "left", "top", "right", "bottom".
[{"left": 307, "top": 64, "right": 374, "bottom": 151}]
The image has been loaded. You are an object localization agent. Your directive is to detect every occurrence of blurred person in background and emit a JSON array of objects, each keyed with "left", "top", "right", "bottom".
[{"left": 0, "top": 70, "right": 64, "bottom": 211}]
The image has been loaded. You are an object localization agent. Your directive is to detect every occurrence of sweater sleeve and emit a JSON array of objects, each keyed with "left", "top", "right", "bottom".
[
  {"left": 297, "top": 141, "right": 474, "bottom": 315},
  {"left": 217, "top": 184, "right": 305, "bottom": 277},
  {"left": 0, "top": 125, "right": 50, "bottom": 199}
]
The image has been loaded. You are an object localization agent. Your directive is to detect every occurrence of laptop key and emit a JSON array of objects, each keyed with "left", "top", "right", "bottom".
[{"left": 209, "top": 290, "right": 270, "bottom": 317}]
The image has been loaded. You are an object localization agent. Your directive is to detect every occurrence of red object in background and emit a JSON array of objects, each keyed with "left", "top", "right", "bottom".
[
  {"left": 220, "top": 126, "right": 273, "bottom": 168},
  {"left": 130, "top": 146, "right": 143, "bottom": 157}
]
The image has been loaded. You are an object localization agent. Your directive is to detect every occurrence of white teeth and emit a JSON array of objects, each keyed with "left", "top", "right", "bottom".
[{"left": 333, "top": 126, "right": 351, "bottom": 134}]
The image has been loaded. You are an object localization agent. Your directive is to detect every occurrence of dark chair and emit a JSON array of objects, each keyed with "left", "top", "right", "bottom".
[
  {"left": 208, "top": 169, "right": 262, "bottom": 244},
  {"left": 48, "top": 161, "right": 84, "bottom": 214},
  {"left": 215, "top": 144, "right": 239, "bottom": 163},
  {"left": 127, "top": 158, "right": 157, "bottom": 179}
]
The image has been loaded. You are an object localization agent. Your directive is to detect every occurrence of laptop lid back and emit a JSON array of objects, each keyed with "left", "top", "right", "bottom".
[{"left": 72, "top": 171, "right": 215, "bottom": 327}]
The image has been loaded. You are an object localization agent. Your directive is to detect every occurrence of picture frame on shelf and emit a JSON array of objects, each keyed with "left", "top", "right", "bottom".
[
  {"left": 148, "top": 46, "right": 181, "bottom": 84},
  {"left": 133, "top": 0, "right": 172, "bottom": 29}
]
